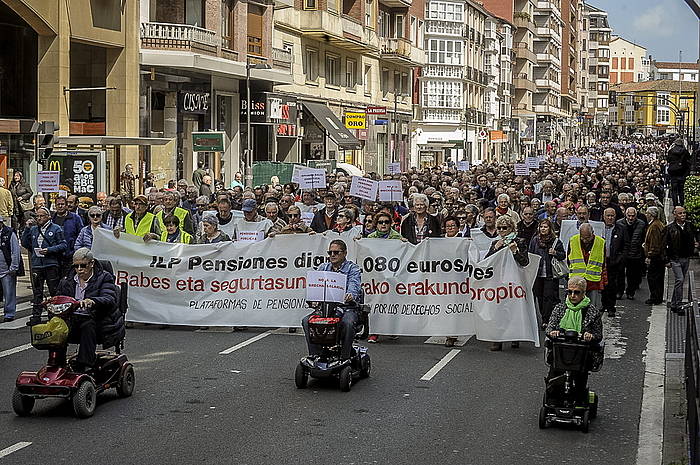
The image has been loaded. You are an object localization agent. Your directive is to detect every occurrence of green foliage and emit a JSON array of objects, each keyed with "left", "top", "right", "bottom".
[{"left": 686, "top": 176, "right": 700, "bottom": 228}]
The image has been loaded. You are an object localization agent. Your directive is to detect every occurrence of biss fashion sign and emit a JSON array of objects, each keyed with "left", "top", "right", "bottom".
[{"left": 93, "top": 230, "right": 540, "bottom": 345}]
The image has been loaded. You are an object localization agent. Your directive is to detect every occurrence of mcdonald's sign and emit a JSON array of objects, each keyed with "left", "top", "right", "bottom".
[{"left": 46, "top": 153, "right": 99, "bottom": 203}]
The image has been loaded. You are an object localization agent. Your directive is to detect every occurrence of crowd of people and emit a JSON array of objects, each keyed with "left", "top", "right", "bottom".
[{"left": 0, "top": 136, "right": 697, "bottom": 357}]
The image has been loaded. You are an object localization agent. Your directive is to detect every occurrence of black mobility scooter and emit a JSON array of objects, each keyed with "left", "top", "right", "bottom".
[
  {"left": 539, "top": 330, "right": 603, "bottom": 433},
  {"left": 295, "top": 301, "right": 371, "bottom": 392}
]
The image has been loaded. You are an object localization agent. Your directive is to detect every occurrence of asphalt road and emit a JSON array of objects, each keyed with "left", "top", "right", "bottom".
[{"left": 0, "top": 289, "right": 652, "bottom": 465}]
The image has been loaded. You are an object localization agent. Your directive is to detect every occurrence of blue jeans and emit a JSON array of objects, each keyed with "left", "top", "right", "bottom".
[
  {"left": 1, "top": 273, "right": 17, "bottom": 318},
  {"left": 671, "top": 258, "right": 690, "bottom": 309}
]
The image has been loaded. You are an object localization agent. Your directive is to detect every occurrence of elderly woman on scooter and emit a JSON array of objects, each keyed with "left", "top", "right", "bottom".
[{"left": 55, "top": 248, "right": 123, "bottom": 373}]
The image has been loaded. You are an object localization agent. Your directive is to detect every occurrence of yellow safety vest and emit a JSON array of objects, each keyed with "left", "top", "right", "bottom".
[
  {"left": 160, "top": 230, "right": 192, "bottom": 244},
  {"left": 156, "top": 207, "right": 189, "bottom": 233},
  {"left": 124, "top": 212, "right": 156, "bottom": 237},
  {"left": 568, "top": 235, "right": 605, "bottom": 282}
]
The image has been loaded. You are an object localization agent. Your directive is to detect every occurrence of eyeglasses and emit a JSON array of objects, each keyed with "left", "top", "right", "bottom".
[
  {"left": 89, "top": 214, "right": 102, "bottom": 218},
  {"left": 72, "top": 263, "right": 90, "bottom": 269},
  {"left": 289, "top": 213, "right": 300, "bottom": 218},
  {"left": 496, "top": 226, "right": 511, "bottom": 231},
  {"left": 457, "top": 216, "right": 467, "bottom": 221},
  {"left": 327, "top": 250, "right": 343, "bottom": 256},
  {"left": 377, "top": 220, "right": 391, "bottom": 225},
  {"left": 566, "top": 289, "right": 583, "bottom": 296}
]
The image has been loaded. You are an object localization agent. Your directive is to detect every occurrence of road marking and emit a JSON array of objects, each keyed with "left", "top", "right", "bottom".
[
  {"left": 420, "top": 349, "right": 461, "bottom": 381},
  {"left": 0, "top": 344, "right": 32, "bottom": 359},
  {"left": 0, "top": 442, "right": 32, "bottom": 458},
  {"left": 219, "top": 331, "right": 272, "bottom": 355},
  {"left": 0, "top": 316, "right": 30, "bottom": 330}
]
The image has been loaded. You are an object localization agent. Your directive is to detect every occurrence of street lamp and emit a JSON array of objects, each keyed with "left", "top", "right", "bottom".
[{"left": 245, "top": 57, "right": 272, "bottom": 188}]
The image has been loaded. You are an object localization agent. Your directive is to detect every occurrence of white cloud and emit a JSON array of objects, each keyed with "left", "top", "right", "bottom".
[{"left": 632, "top": 4, "right": 673, "bottom": 37}]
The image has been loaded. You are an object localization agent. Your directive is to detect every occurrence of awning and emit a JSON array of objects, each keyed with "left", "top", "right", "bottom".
[
  {"left": 302, "top": 102, "right": 362, "bottom": 150},
  {"left": 56, "top": 136, "right": 173, "bottom": 146}
]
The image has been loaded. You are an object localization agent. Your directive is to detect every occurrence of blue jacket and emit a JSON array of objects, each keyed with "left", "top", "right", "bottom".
[
  {"left": 21, "top": 222, "right": 68, "bottom": 269},
  {"left": 53, "top": 212, "right": 84, "bottom": 255},
  {"left": 74, "top": 223, "right": 112, "bottom": 251}
]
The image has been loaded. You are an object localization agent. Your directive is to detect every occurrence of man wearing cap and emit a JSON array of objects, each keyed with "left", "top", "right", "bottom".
[
  {"left": 641, "top": 193, "right": 666, "bottom": 224},
  {"left": 21, "top": 207, "right": 68, "bottom": 326},
  {"left": 232, "top": 199, "right": 273, "bottom": 241},
  {"left": 0, "top": 216, "right": 20, "bottom": 322},
  {"left": 666, "top": 138, "right": 690, "bottom": 207},
  {"left": 115, "top": 195, "right": 161, "bottom": 241}
]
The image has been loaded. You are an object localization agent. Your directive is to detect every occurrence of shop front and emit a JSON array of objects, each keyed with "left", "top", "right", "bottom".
[{"left": 300, "top": 101, "right": 362, "bottom": 164}]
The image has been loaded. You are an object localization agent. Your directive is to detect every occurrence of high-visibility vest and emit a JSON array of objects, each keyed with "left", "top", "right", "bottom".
[
  {"left": 156, "top": 207, "right": 189, "bottom": 233},
  {"left": 568, "top": 235, "right": 605, "bottom": 282},
  {"left": 160, "top": 230, "right": 192, "bottom": 244},
  {"left": 124, "top": 212, "right": 156, "bottom": 237}
]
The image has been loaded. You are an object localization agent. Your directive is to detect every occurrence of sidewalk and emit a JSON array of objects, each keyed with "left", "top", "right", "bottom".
[{"left": 1, "top": 256, "right": 38, "bottom": 318}]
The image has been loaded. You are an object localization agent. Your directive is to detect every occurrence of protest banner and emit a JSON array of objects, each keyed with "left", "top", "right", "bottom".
[
  {"left": 586, "top": 158, "right": 599, "bottom": 168},
  {"left": 297, "top": 168, "right": 327, "bottom": 189},
  {"left": 558, "top": 220, "right": 605, "bottom": 252},
  {"left": 93, "top": 230, "right": 540, "bottom": 344},
  {"left": 378, "top": 180, "right": 403, "bottom": 202},
  {"left": 514, "top": 164, "right": 530, "bottom": 176},
  {"left": 457, "top": 161, "right": 470, "bottom": 171},
  {"left": 349, "top": 176, "right": 378, "bottom": 201}
]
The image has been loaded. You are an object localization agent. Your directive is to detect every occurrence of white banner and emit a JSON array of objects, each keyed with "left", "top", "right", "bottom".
[{"left": 92, "top": 230, "right": 540, "bottom": 344}]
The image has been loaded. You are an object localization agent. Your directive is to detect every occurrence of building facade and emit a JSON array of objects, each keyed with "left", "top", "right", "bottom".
[
  {"left": 583, "top": 3, "right": 611, "bottom": 136},
  {"left": 609, "top": 36, "right": 647, "bottom": 84},
  {"left": 651, "top": 61, "right": 699, "bottom": 82}
]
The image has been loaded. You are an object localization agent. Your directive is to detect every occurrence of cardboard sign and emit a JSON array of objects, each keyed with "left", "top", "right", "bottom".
[
  {"left": 568, "top": 157, "right": 583, "bottom": 167},
  {"left": 297, "top": 168, "right": 327, "bottom": 189},
  {"left": 301, "top": 212, "right": 314, "bottom": 227},
  {"left": 306, "top": 271, "right": 347, "bottom": 303},
  {"left": 387, "top": 162, "right": 401, "bottom": 175},
  {"left": 237, "top": 230, "right": 265, "bottom": 244},
  {"left": 457, "top": 160, "right": 470, "bottom": 171},
  {"left": 525, "top": 157, "right": 539, "bottom": 169},
  {"left": 514, "top": 164, "right": 530, "bottom": 176},
  {"left": 555, "top": 157, "right": 563, "bottom": 164},
  {"left": 378, "top": 180, "right": 403, "bottom": 202},
  {"left": 291, "top": 164, "right": 309, "bottom": 184},
  {"left": 37, "top": 171, "right": 60, "bottom": 193},
  {"left": 349, "top": 176, "right": 379, "bottom": 201},
  {"left": 586, "top": 158, "right": 599, "bottom": 168}
]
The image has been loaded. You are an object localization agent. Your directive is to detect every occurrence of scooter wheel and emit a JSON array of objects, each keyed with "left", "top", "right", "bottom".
[
  {"left": 339, "top": 366, "right": 352, "bottom": 392},
  {"left": 117, "top": 365, "right": 135, "bottom": 398},
  {"left": 581, "top": 410, "right": 590, "bottom": 433},
  {"left": 590, "top": 394, "right": 598, "bottom": 419},
  {"left": 360, "top": 355, "right": 371, "bottom": 378},
  {"left": 12, "top": 389, "right": 34, "bottom": 417},
  {"left": 538, "top": 406, "right": 547, "bottom": 429},
  {"left": 73, "top": 380, "right": 97, "bottom": 419},
  {"left": 294, "top": 363, "right": 308, "bottom": 389}
]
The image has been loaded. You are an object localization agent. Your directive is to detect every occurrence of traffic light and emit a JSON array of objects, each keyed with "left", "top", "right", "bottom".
[
  {"left": 35, "top": 121, "right": 56, "bottom": 164},
  {"left": 609, "top": 91, "right": 617, "bottom": 106}
]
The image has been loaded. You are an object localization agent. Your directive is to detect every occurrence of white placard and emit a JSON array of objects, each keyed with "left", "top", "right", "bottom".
[
  {"left": 306, "top": 270, "right": 347, "bottom": 303},
  {"left": 586, "top": 158, "right": 599, "bottom": 168},
  {"left": 37, "top": 171, "right": 60, "bottom": 193},
  {"left": 237, "top": 230, "right": 265, "bottom": 243},
  {"left": 291, "top": 164, "right": 309, "bottom": 184},
  {"left": 559, "top": 220, "right": 605, "bottom": 252},
  {"left": 525, "top": 157, "right": 539, "bottom": 169},
  {"left": 514, "top": 163, "right": 530, "bottom": 176},
  {"left": 349, "top": 176, "right": 379, "bottom": 201},
  {"left": 568, "top": 156, "right": 583, "bottom": 167},
  {"left": 555, "top": 157, "right": 563, "bottom": 164},
  {"left": 297, "top": 168, "right": 327, "bottom": 189},
  {"left": 301, "top": 212, "right": 314, "bottom": 227},
  {"left": 588, "top": 148, "right": 595, "bottom": 153},
  {"left": 378, "top": 180, "right": 403, "bottom": 202},
  {"left": 457, "top": 160, "right": 470, "bottom": 171},
  {"left": 387, "top": 162, "right": 401, "bottom": 174}
]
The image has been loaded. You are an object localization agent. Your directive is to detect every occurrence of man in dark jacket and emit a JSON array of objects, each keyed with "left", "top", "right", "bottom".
[
  {"left": 310, "top": 193, "right": 339, "bottom": 233},
  {"left": 52, "top": 196, "right": 84, "bottom": 275},
  {"left": 616, "top": 207, "right": 646, "bottom": 299},
  {"left": 665, "top": 206, "right": 699, "bottom": 314},
  {"left": 21, "top": 207, "right": 68, "bottom": 325},
  {"left": 590, "top": 191, "right": 623, "bottom": 222},
  {"left": 666, "top": 138, "right": 691, "bottom": 206},
  {"left": 56, "top": 248, "right": 123, "bottom": 373},
  {"left": 516, "top": 206, "right": 538, "bottom": 244},
  {"left": 601, "top": 208, "right": 625, "bottom": 316},
  {"left": 473, "top": 175, "right": 496, "bottom": 205}
]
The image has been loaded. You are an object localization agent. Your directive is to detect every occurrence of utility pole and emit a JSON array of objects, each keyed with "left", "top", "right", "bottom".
[{"left": 683, "top": 0, "right": 700, "bottom": 144}]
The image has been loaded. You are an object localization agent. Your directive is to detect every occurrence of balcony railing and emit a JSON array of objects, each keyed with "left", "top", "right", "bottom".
[
  {"left": 141, "top": 22, "right": 218, "bottom": 54},
  {"left": 272, "top": 47, "right": 293, "bottom": 68}
]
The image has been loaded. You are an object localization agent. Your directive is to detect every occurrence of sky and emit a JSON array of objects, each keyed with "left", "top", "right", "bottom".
[{"left": 589, "top": 0, "right": 699, "bottom": 62}]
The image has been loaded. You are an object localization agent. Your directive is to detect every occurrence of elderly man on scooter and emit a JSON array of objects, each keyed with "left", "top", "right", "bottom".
[{"left": 302, "top": 239, "right": 363, "bottom": 360}]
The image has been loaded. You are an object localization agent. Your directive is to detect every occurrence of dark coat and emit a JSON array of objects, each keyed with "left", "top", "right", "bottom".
[
  {"left": 52, "top": 212, "right": 84, "bottom": 256},
  {"left": 485, "top": 236, "right": 530, "bottom": 266},
  {"left": 517, "top": 220, "right": 538, "bottom": 244},
  {"left": 310, "top": 207, "right": 338, "bottom": 233},
  {"left": 400, "top": 213, "right": 441, "bottom": 244},
  {"left": 56, "top": 261, "right": 125, "bottom": 344},
  {"left": 616, "top": 218, "right": 646, "bottom": 260},
  {"left": 604, "top": 223, "right": 626, "bottom": 268},
  {"left": 667, "top": 144, "right": 691, "bottom": 177},
  {"left": 590, "top": 203, "right": 623, "bottom": 222},
  {"left": 473, "top": 185, "right": 496, "bottom": 203},
  {"left": 546, "top": 301, "right": 603, "bottom": 341},
  {"left": 665, "top": 221, "right": 698, "bottom": 261},
  {"left": 20, "top": 221, "right": 68, "bottom": 269},
  {"left": 528, "top": 235, "right": 566, "bottom": 278}
]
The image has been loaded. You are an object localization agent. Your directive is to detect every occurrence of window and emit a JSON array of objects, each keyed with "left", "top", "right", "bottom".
[
  {"left": 395, "top": 15, "right": 404, "bottom": 38},
  {"left": 364, "top": 65, "right": 372, "bottom": 95},
  {"left": 247, "top": 4, "right": 263, "bottom": 56},
  {"left": 304, "top": 48, "right": 319, "bottom": 82},
  {"left": 221, "top": 0, "right": 235, "bottom": 49},
  {"left": 325, "top": 54, "right": 340, "bottom": 86},
  {"left": 346, "top": 59, "right": 357, "bottom": 90},
  {"left": 657, "top": 92, "right": 670, "bottom": 106},
  {"left": 304, "top": 0, "right": 317, "bottom": 9},
  {"left": 379, "top": 11, "right": 390, "bottom": 38},
  {"left": 427, "top": 39, "right": 462, "bottom": 65},
  {"left": 411, "top": 17, "right": 417, "bottom": 45},
  {"left": 365, "top": 0, "right": 374, "bottom": 27},
  {"left": 401, "top": 73, "right": 410, "bottom": 96},
  {"left": 657, "top": 109, "right": 670, "bottom": 124},
  {"left": 427, "top": 1, "right": 463, "bottom": 22},
  {"left": 394, "top": 72, "right": 401, "bottom": 95},
  {"left": 381, "top": 68, "right": 390, "bottom": 97},
  {"left": 421, "top": 80, "right": 463, "bottom": 108},
  {"left": 628, "top": 57, "right": 634, "bottom": 69}
]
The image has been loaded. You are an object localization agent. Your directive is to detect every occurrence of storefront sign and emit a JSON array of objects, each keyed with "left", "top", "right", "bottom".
[
  {"left": 374, "top": 119, "right": 389, "bottom": 126},
  {"left": 179, "top": 91, "right": 210, "bottom": 114},
  {"left": 276, "top": 124, "right": 297, "bottom": 137},
  {"left": 366, "top": 106, "right": 387, "bottom": 115},
  {"left": 192, "top": 132, "right": 225, "bottom": 152},
  {"left": 46, "top": 151, "right": 104, "bottom": 202},
  {"left": 345, "top": 112, "right": 367, "bottom": 130},
  {"left": 242, "top": 94, "right": 297, "bottom": 124},
  {"left": 307, "top": 159, "right": 337, "bottom": 173}
]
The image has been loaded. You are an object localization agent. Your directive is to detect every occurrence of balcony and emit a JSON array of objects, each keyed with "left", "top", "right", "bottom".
[
  {"left": 379, "top": 37, "right": 425, "bottom": 66},
  {"left": 379, "top": 0, "right": 411, "bottom": 7},
  {"left": 140, "top": 22, "right": 218, "bottom": 56},
  {"left": 536, "top": 52, "right": 561, "bottom": 67},
  {"left": 514, "top": 74, "right": 537, "bottom": 92},
  {"left": 272, "top": 47, "right": 293, "bottom": 69},
  {"left": 275, "top": 9, "right": 379, "bottom": 53},
  {"left": 422, "top": 64, "right": 463, "bottom": 79},
  {"left": 514, "top": 43, "right": 537, "bottom": 63},
  {"left": 536, "top": 27, "right": 562, "bottom": 45},
  {"left": 426, "top": 20, "right": 464, "bottom": 36},
  {"left": 513, "top": 14, "right": 536, "bottom": 34},
  {"left": 535, "top": 78, "right": 561, "bottom": 92}
]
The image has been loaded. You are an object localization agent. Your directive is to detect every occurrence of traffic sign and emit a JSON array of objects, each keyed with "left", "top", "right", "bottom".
[{"left": 478, "top": 129, "right": 488, "bottom": 140}]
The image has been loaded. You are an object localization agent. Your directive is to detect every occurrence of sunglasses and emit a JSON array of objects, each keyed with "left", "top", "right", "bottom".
[
  {"left": 327, "top": 250, "right": 342, "bottom": 256},
  {"left": 497, "top": 226, "right": 511, "bottom": 231},
  {"left": 89, "top": 214, "right": 102, "bottom": 218},
  {"left": 566, "top": 289, "right": 583, "bottom": 296},
  {"left": 72, "top": 263, "right": 90, "bottom": 269},
  {"left": 377, "top": 220, "right": 391, "bottom": 225}
]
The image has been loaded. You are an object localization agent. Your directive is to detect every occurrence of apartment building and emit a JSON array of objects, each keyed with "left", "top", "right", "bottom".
[
  {"left": 0, "top": 0, "right": 140, "bottom": 193},
  {"left": 609, "top": 36, "right": 647, "bottom": 84},
  {"left": 413, "top": 0, "right": 488, "bottom": 167},
  {"left": 651, "top": 61, "right": 699, "bottom": 82},
  {"left": 574, "top": 0, "right": 593, "bottom": 146},
  {"left": 273, "top": 0, "right": 423, "bottom": 173},
  {"left": 558, "top": 0, "right": 580, "bottom": 149},
  {"left": 511, "top": 1, "right": 537, "bottom": 156},
  {"left": 583, "top": 3, "right": 610, "bottom": 132}
]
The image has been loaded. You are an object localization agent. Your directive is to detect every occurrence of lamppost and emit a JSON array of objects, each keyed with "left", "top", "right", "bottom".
[{"left": 245, "top": 57, "right": 272, "bottom": 188}]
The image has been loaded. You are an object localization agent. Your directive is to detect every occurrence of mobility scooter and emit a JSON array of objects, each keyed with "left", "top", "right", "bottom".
[
  {"left": 539, "top": 330, "right": 603, "bottom": 433},
  {"left": 13, "top": 283, "right": 134, "bottom": 419},
  {"left": 295, "top": 301, "right": 371, "bottom": 392}
]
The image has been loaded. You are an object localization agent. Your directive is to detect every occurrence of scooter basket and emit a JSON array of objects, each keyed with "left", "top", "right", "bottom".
[
  {"left": 552, "top": 341, "right": 590, "bottom": 372},
  {"left": 30, "top": 317, "right": 69, "bottom": 349},
  {"left": 308, "top": 315, "right": 340, "bottom": 345}
]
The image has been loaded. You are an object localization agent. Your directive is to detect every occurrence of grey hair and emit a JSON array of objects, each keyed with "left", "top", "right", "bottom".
[
  {"left": 164, "top": 190, "right": 180, "bottom": 200},
  {"left": 340, "top": 208, "right": 356, "bottom": 222},
  {"left": 579, "top": 223, "right": 594, "bottom": 234},
  {"left": 410, "top": 193, "right": 429, "bottom": 207},
  {"left": 196, "top": 195, "right": 210, "bottom": 205},
  {"left": 646, "top": 206, "right": 659, "bottom": 218},
  {"left": 497, "top": 193, "right": 510, "bottom": 202},
  {"left": 73, "top": 247, "right": 94, "bottom": 262},
  {"left": 568, "top": 275, "right": 588, "bottom": 292},
  {"left": 265, "top": 201, "right": 279, "bottom": 213},
  {"left": 88, "top": 206, "right": 102, "bottom": 217},
  {"left": 202, "top": 215, "right": 219, "bottom": 226}
]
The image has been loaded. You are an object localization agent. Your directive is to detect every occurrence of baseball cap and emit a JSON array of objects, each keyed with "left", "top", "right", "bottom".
[
  {"left": 242, "top": 199, "right": 257, "bottom": 212},
  {"left": 133, "top": 194, "right": 148, "bottom": 204}
]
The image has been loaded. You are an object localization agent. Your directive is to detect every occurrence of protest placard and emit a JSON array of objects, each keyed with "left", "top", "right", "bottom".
[
  {"left": 349, "top": 176, "right": 379, "bottom": 201},
  {"left": 378, "top": 180, "right": 403, "bottom": 202},
  {"left": 514, "top": 164, "right": 530, "bottom": 176},
  {"left": 387, "top": 162, "right": 401, "bottom": 174},
  {"left": 525, "top": 157, "right": 539, "bottom": 169},
  {"left": 306, "top": 271, "right": 347, "bottom": 303},
  {"left": 297, "top": 168, "right": 327, "bottom": 189},
  {"left": 457, "top": 160, "right": 470, "bottom": 171},
  {"left": 586, "top": 158, "right": 599, "bottom": 168},
  {"left": 568, "top": 157, "right": 583, "bottom": 167},
  {"left": 37, "top": 171, "right": 60, "bottom": 192},
  {"left": 237, "top": 230, "right": 265, "bottom": 244}
]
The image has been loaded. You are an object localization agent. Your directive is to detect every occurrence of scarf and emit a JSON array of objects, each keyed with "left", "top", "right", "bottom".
[
  {"left": 559, "top": 296, "right": 590, "bottom": 333},
  {"left": 537, "top": 233, "right": 555, "bottom": 249},
  {"left": 496, "top": 206, "right": 508, "bottom": 215}
]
